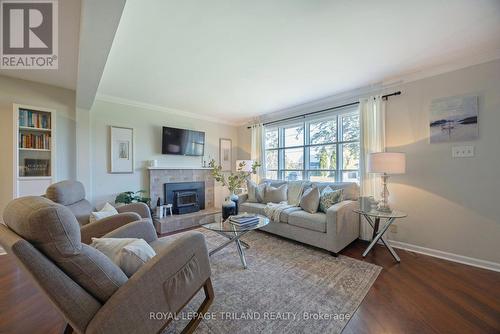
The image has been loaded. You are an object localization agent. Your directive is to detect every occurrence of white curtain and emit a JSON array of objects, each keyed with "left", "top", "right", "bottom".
[
  {"left": 250, "top": 123, "right": 265, "bottom": 183},
  {"left": 359, "top": 96, "right": 386, "bottom": 240}
]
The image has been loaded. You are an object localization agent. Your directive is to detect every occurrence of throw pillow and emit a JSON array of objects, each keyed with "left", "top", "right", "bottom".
[
  {"left": 319, "top": 186, "right": 344, "bottom": 213},
  {"left": 91, "top": 237, "right": 156, "bottom": 277},
  {"left": 246, "top": 179, "right": 266, "bottom": 203},
  {"left": 263, "top": 184, "right": 288, "bottom": 203},
  {"left": 120, "top": 239, "right": 157, "bottom": 277},
  {"left": 89, "top": 202, "right": 118, "bottom": 224},
  {"left": 300, "top": 186, "right": 320, "bottom": 213}
]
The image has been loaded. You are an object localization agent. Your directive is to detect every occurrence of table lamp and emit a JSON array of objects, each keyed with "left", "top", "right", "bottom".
[{"left": 368, "top": 152, "right": 406, "bottom": 212}]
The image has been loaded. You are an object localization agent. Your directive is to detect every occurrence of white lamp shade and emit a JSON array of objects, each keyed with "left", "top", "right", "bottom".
[
  {"left": 236, "top": 160, "right": 254, "bottom": 172},
  {"left": 368, "top": 152, "right": 406, "bottom": 174}
]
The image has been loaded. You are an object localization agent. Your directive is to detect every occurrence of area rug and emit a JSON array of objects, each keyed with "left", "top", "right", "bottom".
[{"left": 164, "top": 229, "right": 381, "bottom": 334}]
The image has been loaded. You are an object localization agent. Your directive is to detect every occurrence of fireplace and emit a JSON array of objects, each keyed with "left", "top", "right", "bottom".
[{"left": 164, "top": 181, "right": 205, "bottom": 214}]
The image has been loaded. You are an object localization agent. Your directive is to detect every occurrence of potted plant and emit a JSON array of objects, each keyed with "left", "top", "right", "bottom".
[
  {"left": 115, "top": 190, "right": 151, "bottom": 207},
  {"left": 209, "top": 159, "right": 260, "bottom": 217}
]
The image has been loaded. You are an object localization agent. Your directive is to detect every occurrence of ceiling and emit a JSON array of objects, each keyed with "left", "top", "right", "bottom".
[
  {"left": 0, "top": 0, "right": 81, "bottom": 90},
  {"left": 96, "top": 0, "right": 500, "bottom": 124}
]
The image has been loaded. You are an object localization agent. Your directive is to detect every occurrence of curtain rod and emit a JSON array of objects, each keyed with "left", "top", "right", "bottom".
[{"left": 247, "top": 91, "right": 401, "bottom": 129}]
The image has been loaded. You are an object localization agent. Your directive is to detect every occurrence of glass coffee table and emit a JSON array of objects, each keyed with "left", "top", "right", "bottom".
[{"left": 201, "top": 215, "right": 269, "bottom": 269}]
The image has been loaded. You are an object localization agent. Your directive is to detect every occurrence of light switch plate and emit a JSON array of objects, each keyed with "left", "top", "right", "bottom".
[{"left": 452, "top": 145, "right": 474, "bottom": 158}]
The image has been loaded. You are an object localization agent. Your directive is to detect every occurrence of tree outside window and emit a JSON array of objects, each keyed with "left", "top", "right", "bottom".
[{"left": 264, "top": 108, "right": 359, "bottom": 182}]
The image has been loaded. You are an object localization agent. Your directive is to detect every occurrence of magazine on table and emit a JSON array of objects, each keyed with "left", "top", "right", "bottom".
[{"left": 229, "top": 214, "right": 260, "bottom": 226}]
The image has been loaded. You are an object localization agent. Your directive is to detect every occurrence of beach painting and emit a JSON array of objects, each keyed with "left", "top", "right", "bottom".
[{"left": 429, "top": 95, "right": 478, "bottom": 143}]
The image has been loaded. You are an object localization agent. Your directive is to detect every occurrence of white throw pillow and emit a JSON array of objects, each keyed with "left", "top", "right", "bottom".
[
  {"left": 89, "top": 202, "right": 119, "bottom": 224},
  {"left": 91, "top": 237, "right": 156, "bottom": 277},
  {"left": 120, "top": 239, "right": 157, "bottom": 277},
  {"left": 263, "top": 184, "right": 288, "bottom": 203},
  {"left": 246, "top": 179, "right": 266, "bottom": 203}
]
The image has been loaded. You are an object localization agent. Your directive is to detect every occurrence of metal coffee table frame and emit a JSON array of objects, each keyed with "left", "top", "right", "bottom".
[{"left": 202, "top": 216, "right": 269, "bottom": 269}]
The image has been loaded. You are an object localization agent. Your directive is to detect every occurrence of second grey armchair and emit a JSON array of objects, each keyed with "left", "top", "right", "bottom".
[{"left": 45, "top": 180, "right": 152, "bottom": 243}]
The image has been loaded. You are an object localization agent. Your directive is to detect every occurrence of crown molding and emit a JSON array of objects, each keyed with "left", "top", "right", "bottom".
[
  {"left": 248, "top": 51, "right": 500, "bottom": 126},
  {"left": 382, "top": 48, "right": 500, "bottom": 86},
  {"left": 95, "top": 94, "right": 242, "bottom": 126}
]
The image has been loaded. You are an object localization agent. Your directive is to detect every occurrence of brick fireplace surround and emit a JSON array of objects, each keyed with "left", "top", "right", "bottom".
[
  {"left": 149, "top": 167, "right": 217, "bottom": 234},
  {"left": 149, "top": 167, "right": 215, "bottom": 209}
]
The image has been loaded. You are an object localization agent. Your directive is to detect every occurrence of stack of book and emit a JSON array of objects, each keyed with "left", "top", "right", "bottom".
[
  {"left": 19, "top": 133, "right": 51, "bottom": 150},
  {"left": 19, "top": 109, "right": 51, "bottom": 129},
  {"left": 229, "top": 214, "right": 260, "bottom": 227}
]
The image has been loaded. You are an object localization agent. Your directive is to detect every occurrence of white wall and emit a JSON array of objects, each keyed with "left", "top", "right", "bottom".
[
  {"left": 90, "top": 99, "right": 239, "bottom": 207},
  {"left": 0, "top": 75, "right": 76, "bottom": 216},
  {"left": 238, "top": 59, "right": 500, "bottom": 265},
  {"left": 384, "top": 59, "right": 500, "bottom": 264}
]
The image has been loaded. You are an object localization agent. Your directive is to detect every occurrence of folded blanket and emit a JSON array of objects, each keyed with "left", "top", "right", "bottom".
[{"left": 264, "top": 202, "right": 294, "bottom": 222}]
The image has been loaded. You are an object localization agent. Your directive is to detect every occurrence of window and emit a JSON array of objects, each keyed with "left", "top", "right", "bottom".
[{"left": 264, "top": 108, "right": 360, "bottom": 182}]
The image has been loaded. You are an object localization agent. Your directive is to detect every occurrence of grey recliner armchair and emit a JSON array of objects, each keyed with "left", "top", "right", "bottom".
[
  {"left": 45, "top": 180, "right": 152, "bottom": 244},
  {"left": 0, "top": 196, "right": 214, "bottom": 334}
]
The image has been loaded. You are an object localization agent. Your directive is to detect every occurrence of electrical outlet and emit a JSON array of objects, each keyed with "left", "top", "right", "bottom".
[
  {"left": 389, "top": 224, "right": 398, "bottom": 233},
  {"left": 452, "top": 145, "right": 474, "bottom": 158}
]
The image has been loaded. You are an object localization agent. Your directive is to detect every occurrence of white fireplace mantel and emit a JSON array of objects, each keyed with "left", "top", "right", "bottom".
[{"left": 147, "top": 167, "right": 212, "bottom": 170}]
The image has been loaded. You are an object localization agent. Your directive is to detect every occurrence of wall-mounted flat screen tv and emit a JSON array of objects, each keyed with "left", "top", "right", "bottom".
[{"left": 162, "top": 126, "right": 205, "bottom": 156}]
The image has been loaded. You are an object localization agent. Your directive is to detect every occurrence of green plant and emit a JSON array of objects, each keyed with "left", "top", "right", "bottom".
[
  {"left": 115, "top": 190, "right": 151, "bottom": 205},
  {"left": 209, "top": 159, "right": 261, "bottom": 193}
]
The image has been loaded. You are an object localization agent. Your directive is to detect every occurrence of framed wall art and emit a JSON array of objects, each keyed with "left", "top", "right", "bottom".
[
  {"left": 110, "top": 126, "right": 134, "bottom": 173},
  {"left": 429, "top": 95, "right": 478, "bottom": 143},
  {"left": 219, "top": 138, "right": 232, "bottom": 171}
]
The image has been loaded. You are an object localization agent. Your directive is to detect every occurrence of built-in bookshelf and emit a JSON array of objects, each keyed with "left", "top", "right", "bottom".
[{"left": 13, "top": 104, "right": 56, "bottom": 197}]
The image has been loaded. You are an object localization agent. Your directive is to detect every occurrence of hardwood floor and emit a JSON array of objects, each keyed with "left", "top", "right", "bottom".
[{"left": 0, "top": 240, "right": 499, "bottom": 333}]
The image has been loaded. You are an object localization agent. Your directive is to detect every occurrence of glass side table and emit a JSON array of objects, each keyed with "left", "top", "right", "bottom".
[{"left": 353, "top": 209, "right": 407, "bottom": 262}]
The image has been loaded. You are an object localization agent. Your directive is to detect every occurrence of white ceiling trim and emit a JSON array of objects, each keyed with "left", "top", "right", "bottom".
[
  {"left": 251, "top": 53, "right": 500, "bottom": 127},
  {"left": 95, "top": 94, "right": 241, "bottom": 126},
  {"left": 382, "top": 48, "right": 500, "bottom": 86}
]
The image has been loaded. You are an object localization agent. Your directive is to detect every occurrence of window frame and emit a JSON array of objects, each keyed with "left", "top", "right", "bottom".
[{"left": 264, "top": 107, "right": 360, "bottom": 182}]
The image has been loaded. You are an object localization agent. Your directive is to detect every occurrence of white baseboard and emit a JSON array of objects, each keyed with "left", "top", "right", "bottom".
[{"left": 388, "top": 240, "right": 500, "bottom": 273}]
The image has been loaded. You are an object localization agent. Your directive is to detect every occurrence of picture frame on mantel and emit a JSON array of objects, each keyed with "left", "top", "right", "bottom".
[
  {"left": 219, "top": 138, "right": 232, "bottom": 171},
  {"left": 110, "top": 126, "right": 134, "bottom": 173}
]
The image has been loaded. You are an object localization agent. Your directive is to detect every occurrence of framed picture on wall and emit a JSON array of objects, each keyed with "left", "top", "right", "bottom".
[
  {"left": 429, "top": 95, "right": 478, "bottom": 143},
  {"left": 110, "top": 126, "right": 134, "bottom": 173},
  {"left": 219, "top": 138, "right": 232, "bottom": 171}
]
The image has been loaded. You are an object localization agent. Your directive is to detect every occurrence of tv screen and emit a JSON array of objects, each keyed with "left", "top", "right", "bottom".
[{"left": 162, "top": 127, "right": 205, "bottom": 156}]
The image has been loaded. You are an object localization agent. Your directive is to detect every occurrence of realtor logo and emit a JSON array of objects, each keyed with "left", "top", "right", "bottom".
[{"left": 1, "top": 0, "right": 58, "bottom": 69}]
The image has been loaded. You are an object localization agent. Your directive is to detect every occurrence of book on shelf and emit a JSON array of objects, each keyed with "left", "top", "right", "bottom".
[
  {"left": 19, "top": 109, "right": 51, "bottom": 129},
  {"left": 19, "top": 132, "right": 51, "bottom": 150}
]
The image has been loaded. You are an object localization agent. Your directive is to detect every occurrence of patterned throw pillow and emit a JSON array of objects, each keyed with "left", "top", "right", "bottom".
[{"left": 319, "top": 186, "right": 344, "bottom": 213}]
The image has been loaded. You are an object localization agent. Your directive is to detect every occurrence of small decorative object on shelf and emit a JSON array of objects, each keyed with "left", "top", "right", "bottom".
[
  {"left": 24, "top": 158, "right": 50, "bottom": 177},
  {"left": 164, "top": 204, "right": 173, "bottom": 217},
  {"left": 155, "top": 197, "right": 164, "bottom": 218},
  {"left": 222, "top": 197, "right": 236, "bottom": 220},
  {"left": 359, "top": 196, "right": 377, "bottom": 212},
  {"left": 209, "top": 159, "right": 260, "bottom": 218}
]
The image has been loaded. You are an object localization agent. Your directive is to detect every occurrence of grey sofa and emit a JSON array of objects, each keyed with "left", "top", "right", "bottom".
[
  {"left": 239, "top": 180, "right": 360, "bottom": 255},
  {"left": 0, "top": 196, "right": 213, "bottom": 334}
]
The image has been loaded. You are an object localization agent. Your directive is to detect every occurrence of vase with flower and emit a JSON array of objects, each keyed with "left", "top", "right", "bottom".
[{"left": 209, "top": 159, "right": 260, "bottom": 219}]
